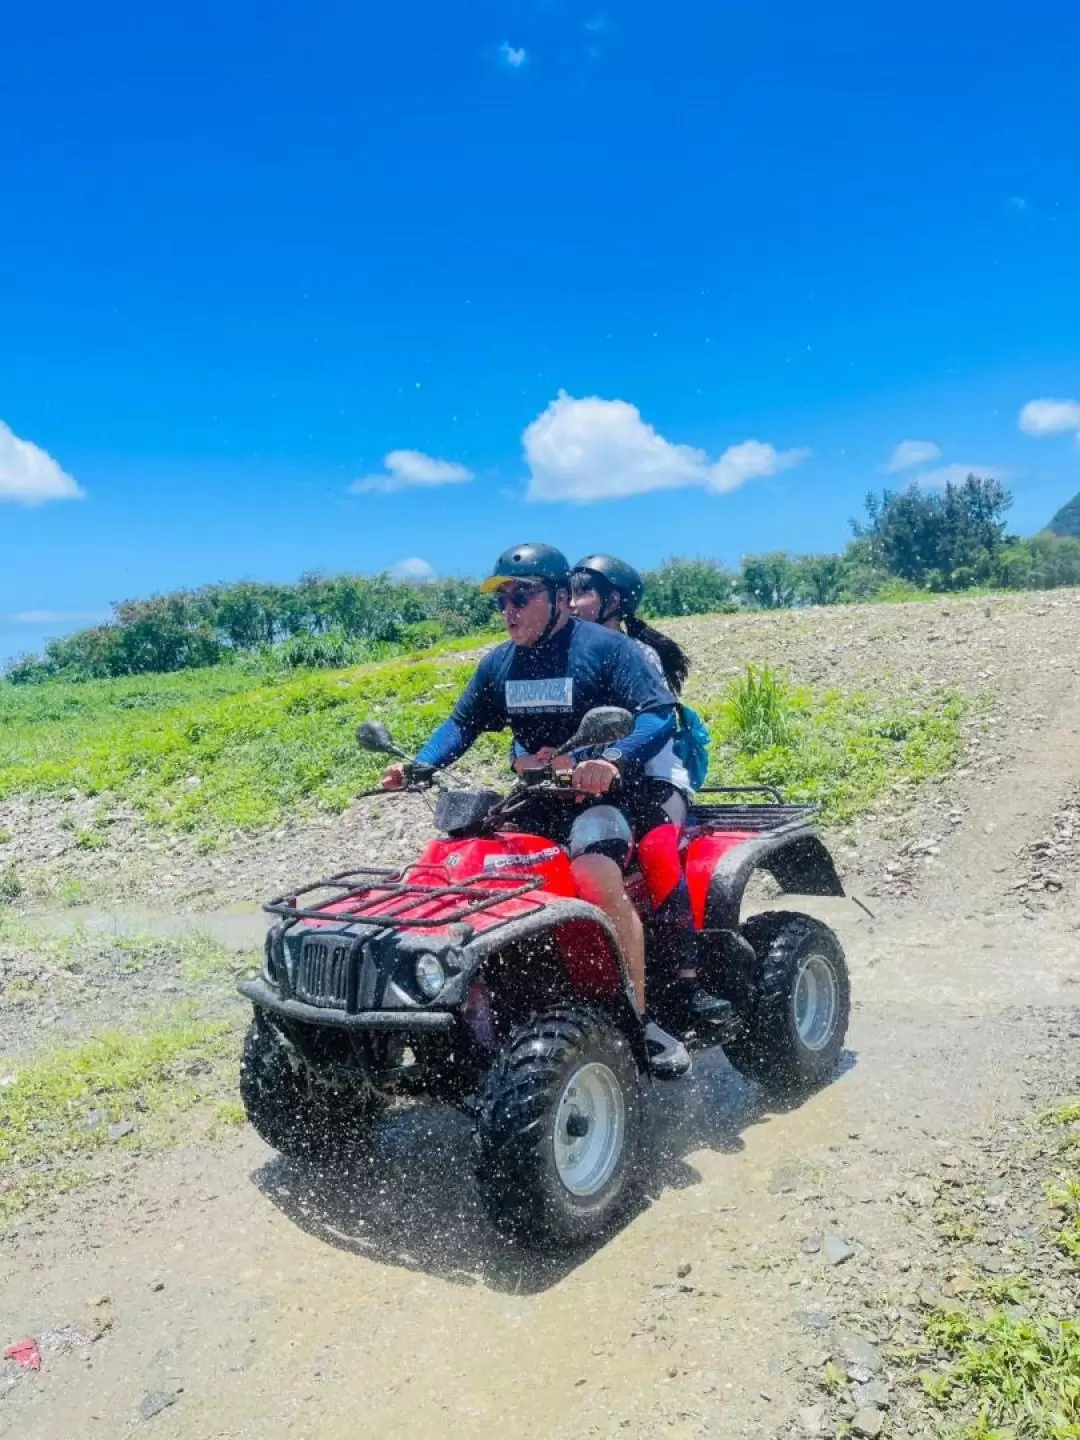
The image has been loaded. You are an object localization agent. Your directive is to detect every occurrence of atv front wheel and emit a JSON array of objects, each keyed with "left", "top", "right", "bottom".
[
  {"left": 724, "top": 911, "right": 850, "bottom": 1095},
  {"left": 474, "top": 1008, "right": 644, "bottom": 1246},
  {"left": 240, "top": 1014, "right": 382, "bottom": 1162}
]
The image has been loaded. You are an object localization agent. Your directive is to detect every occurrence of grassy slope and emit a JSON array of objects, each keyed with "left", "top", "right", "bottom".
[
  {"left": 0, "top": 644, "right": 502, "bottom": 832},
  {"left": 0, "top": 639, "right": 969, "bottom": 835}
]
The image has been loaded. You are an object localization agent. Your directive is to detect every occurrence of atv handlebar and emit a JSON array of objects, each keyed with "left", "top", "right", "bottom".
[{"left": 518, "top": 761, "right": 622, "bottom": 797}]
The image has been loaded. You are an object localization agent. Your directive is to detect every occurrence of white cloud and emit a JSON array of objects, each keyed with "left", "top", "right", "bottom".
[
  {"left": 499, "top": 42, "right": 527, "bottom": 68},
  {"left": 885, "top": 439, "right": 941, "bottom": 473},
  {"left": 522, "top": 392, "right": 809, "bottom": 504},
  {"left": 387, "top": 557, "right": 436, "bottom": 582},
  {"left": 350, "top": 449, "right": 474, "bottom": 495},
  {"left": 1, "top": 609, "right": 108, "bottom": 626},
  {"left": 912, "top": 463, "right": 1002, "bottom": 489},
  {"left": 1019, "top": 398, "right": 1080, "bottom": 438},
  {"left": 0, "top": 420, "right": 86, "bottom": 506}
]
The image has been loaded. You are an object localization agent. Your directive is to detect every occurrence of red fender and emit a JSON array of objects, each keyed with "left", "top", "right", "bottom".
[{"left": 684, "top": 831, "right": 757, "bottom": 930}]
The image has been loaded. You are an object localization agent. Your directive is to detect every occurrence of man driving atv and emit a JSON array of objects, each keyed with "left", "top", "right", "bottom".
[{"left": 381, "top": 542, "right": 694, "bottom": 1076}]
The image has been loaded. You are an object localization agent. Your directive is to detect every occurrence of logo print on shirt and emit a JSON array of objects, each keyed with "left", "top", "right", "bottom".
[{"left": 504, "top": 677, "right": 574, "bottom": 713}]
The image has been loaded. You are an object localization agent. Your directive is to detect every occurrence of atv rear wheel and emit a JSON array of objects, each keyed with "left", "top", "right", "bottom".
[
  {"left": 474, "top": 1008, "right": 644, "bottom": 1247},
  {"left": 240, "top": 1013, "right": 382, "bottom": 1162},
  {"left": 724, "top": 911, "right": 850, "bottom": 1095}
]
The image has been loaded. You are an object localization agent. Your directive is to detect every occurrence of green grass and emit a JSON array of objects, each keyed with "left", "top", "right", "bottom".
[
  {"left": 0, "top": 1014, "right": 243, "bottom": 1222},
  {"left": 1048, "top": 1175, "right": 1080, "bottom": 1262},
  {"left": 0, "top": 642, "right": 503, "bottom": 834},
  {"left": 0, "top": 646, "right": 968, "bottom": 838},
  {"left": 921, "top": 1307, "right": 1080, "bottom": 1439},
  {"left": 1046, "top": 1098, "right": 1080, "bottom": 1263},
  {"left": 914, "top": 1099, "right": 1080, "bottom": 1440},
  {"left": 720, "top": 664, "right": 793, "bottom": 752},
  {"left": 696, "top": 667, "right": 968, "bottom": 824},
  {"left": 1047, "top": 1099, "right": 1080, "bottom": 1131}
]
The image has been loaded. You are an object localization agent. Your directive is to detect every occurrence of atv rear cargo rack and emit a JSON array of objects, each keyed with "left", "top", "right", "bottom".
[
  {"left": 689, "top": 785, "right": 819, "bottom": 834},
  {"left": 264, "top": 866, "right": 545, "bottom": 932}
]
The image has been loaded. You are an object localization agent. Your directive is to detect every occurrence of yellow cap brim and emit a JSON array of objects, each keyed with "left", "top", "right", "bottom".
[{"left": 479, "top": 573, "right": 542, "bottom": 593}]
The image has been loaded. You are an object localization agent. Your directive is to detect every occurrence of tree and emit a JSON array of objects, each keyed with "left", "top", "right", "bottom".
[
  {"left": 739, "top": 553, "right": 799, "bottom": 609},
  {"left": 792, "top": 554, "right": 845, "bottom": 606},
  {"left": 1017, "top": 534, "right": 1080, "bottom": 589},
  {"left": 851, "top": 474, "right": 1013, "bottom": 589},
  {"left": 640, "top": 558, "right": 738, "bottom": 616}
]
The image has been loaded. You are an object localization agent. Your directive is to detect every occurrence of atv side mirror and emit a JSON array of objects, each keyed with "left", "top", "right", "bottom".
[
  {"left": 556, "top": 706, "right": 634, "bottom": 754},
  {"left": 355, "top": 721, "right": 399, "bottom": 755}
]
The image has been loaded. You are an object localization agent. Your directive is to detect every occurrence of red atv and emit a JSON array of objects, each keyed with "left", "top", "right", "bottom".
[{"left": 238, "top": 707, "right": 850, "bottom": 1247}]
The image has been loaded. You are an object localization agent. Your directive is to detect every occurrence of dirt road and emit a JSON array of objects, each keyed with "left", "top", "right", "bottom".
[{"left": 3, "top": 601, "right": 1080, "bottom": 1439}]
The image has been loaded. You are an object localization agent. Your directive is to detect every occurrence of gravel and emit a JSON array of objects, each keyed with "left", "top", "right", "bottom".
[
  {"left": 793, "top": 1068, "right": 1080, "bottom": 1440},
  {"left": 822, "top": 1234, "right": 855, "bottom": 1267}
]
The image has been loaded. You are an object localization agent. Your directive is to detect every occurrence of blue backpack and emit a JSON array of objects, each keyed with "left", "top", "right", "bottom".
[{"left": 673, "top": 702, "right": 711, "bottom": 791}]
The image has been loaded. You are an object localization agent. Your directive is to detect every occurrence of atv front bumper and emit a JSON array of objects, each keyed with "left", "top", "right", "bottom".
[{"left": 238, "top": 978, "right": 456, "bottom": 1034}]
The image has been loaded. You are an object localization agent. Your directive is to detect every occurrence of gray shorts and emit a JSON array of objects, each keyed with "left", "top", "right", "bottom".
[
  {"left": 509, "top": 796, "right": 634, "bottom": 869},
  {"left": 567, "top": 804, "right": 634, "bottom": 866}
]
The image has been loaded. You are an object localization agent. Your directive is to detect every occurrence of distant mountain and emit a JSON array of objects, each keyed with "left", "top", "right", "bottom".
[{"left": 1047, "top": 492, "right": 1080, "bottom": 539}]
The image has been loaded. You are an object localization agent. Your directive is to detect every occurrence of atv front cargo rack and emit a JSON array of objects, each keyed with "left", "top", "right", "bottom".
[
  {"left": 264, "top": 866, "right": 545, "bottom": 932},
  {"left": 689, "top": 786, "right": 819, "bottom": 834}
]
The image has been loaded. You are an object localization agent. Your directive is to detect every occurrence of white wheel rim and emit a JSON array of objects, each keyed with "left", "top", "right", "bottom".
[
  {"left": 553, "top": 1062, "right": 626, "bottom": 1198},
  {"left": 793, "top": 953, "right": 839, "bottom": 1051}
]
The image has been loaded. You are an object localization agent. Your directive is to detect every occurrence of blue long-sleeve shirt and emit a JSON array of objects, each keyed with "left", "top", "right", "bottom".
[{"left": 416, "top": 617, "right": 677, "bottom": 780}]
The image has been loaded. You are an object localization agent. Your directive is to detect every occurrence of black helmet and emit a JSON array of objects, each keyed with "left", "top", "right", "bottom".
[
  {"left": 480, "top": 542, "right": 571, "bottom": 593},
  {"left": 572, "top": 554, "right": 645, "bottom": 615}
]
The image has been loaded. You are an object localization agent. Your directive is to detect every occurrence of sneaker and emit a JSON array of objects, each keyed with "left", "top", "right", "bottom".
[
  {"left": 674, "top": 982, "right": 732, "bottom": 1028},
  {"left": 643, "top": 1020, "right": 691, "bottom": 1079}
]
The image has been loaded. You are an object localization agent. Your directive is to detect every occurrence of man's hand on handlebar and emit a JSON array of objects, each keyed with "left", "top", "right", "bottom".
[
  {"left": 511, "top": 750, "right": 616, "bottom": 793},
  {"left": 380, "top": 761, "right": 436, "bottom": 790},
  {"left": 571, "top": 758, "right": 620, "bottom": 795},
  {"left": 381, "top": 763, "right": 406, "bottom": 790},
  {"left": 512, "top": 747, "right": 557, "bottom": 776}
]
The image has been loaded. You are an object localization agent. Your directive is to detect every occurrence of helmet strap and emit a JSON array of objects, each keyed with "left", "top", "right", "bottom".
[
  {"left": 594, "top": 578, "right": 622, "bottom": 626},
  {"left": 600, "top": 593, "right": 622, "bottom": 625},
  {"left": 537, "top": 580, "right": 563, "bottom": 644}
]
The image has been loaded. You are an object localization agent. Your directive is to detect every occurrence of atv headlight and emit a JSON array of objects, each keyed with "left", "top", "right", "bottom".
[
  {"left": 414, "top": 954, "right": 446, "bottom": 999},
  {"left": 262, "top": 932, "right": 280, "bottom": 987}
]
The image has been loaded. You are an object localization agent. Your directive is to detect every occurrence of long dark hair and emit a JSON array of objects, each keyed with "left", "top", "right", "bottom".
[{"left": 624, "top": 613, "right": 691, "bottom": 695}]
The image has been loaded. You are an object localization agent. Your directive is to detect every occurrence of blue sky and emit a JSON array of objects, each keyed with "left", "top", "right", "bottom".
[{"left": 2, "top": 0, "right": 1080, "bottom": 662}]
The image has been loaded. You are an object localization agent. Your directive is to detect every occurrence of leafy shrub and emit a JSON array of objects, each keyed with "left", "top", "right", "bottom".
[
  {"left": 275, "top": 631, "right": 380, "bottom": 670},
  {"left": 722, "top": 666, "right": 793, "bottom": 753},
  {"left": 640, "top": 557, "right": 738, "bottom": 616},
  {"left": 4, "top": 573, "right": 498, "bottom": 685}
]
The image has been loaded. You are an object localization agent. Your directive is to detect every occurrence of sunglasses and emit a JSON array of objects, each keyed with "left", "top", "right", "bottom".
[{"left": 494, "top": 584, "right": 545, "bottom": 612}]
